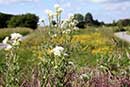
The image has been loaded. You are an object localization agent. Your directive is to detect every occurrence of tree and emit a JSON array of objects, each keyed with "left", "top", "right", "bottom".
[
  {"left": 74, "top": 13, "right": 84, "bottom": 22},
  {"left": 8, "top": 13, "right": 39, "bottom": 29},
  {"left": 73, "top": 13, "right": 85, "bottom": 28},
  {"left": 0, "top": 12, "right": 13, "bottom": 28},
  {"left": 117, "top": 19, "right": 130, "bottom": 26},
  {"left": 85, "top": 12, "right": 94, "bottom": 25},
  {"left": 93, "top": 20, "right": 101, "bottom": 26}
]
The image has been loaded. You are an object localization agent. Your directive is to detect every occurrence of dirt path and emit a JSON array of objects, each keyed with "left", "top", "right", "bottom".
[{"left": 114, "top": 32, "right": 130, "bottom": 43}]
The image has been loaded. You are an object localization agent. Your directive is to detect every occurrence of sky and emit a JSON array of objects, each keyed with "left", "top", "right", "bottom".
[{"left": 0, "top": 0, "right": 130, "bottom": 24}]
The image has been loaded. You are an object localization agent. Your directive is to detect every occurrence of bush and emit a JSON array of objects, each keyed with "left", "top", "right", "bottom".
[
  {"left": 74, "top": 13, "right": 84, "bottom": 22},
  {"left": 114, "top": 28, "right": 126, "bottom": 32},
  {"left": 0, "top": 12, "right": 13, "bottom": 28},
  {"left": 8, "top": 13, "right": 39, "bottom": 29},
  {"left": 76, "top": 21, "right": 85, "bottom": 28},
  {"left": 117, "top": 19, "right": 130, "bottom": 26}
]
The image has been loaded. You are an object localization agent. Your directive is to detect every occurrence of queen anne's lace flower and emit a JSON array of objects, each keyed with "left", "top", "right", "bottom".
[
  {"left": 2, "top": 33, "right": 23, "bottom": 51},
  {"left": 11, "top": 33, "right": 22, "bottom": 40},
  {"left": 51, "top": 46, "right": 68, "bottom": 57},
  {"left": 5, "top": 44, "right": 12, "bottom": 51},
  {"left": 2, "top": 37, "right": 9, "bottom": 44},
  {"left": 54, "top": 4, "right": 60, "bottom": 11}
]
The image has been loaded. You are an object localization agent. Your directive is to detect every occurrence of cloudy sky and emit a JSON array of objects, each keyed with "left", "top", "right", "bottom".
[{"left": 0, "top": 0, "right": 130, "bottom": 23}]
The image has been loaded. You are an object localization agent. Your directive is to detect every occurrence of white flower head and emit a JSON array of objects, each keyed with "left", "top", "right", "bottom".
[
  {"left": 5, "top": 44, "right": 12, "bottom": 51},
  {"left": 11, "top": 33, "right": 22, "bottom": 40},
  {"left": 2, "top": 37, "right": 9, "bottom": 44},
  {"left": 52, "top": 46, "right": 64, "bottom": 56},
  {"left": 66, "top": 29, "right": 71, "bottom": 33},
  {"left": 45, "top": 9, "right": 52, "bottom": 14},
  {"left": 80, "top": 74, "right": 88, "bottom": 79},
  {"left": 57, "top": 8, "right": 63, "bottom": 13},
  {"left": 69, "top": 15, "right": 74, "bottom": 20},
  {"left": 52, "top": 34, "right": 57, "bottom": 38},
  {"left": 68, "top": 61, "right": 74, "bottom": 66},
  {"left": 45, "top": 9, "right": 54, "bottom": 18},
  {"left": 12, "top": 40, "right": 20, "bottom": 46},
  {"left": 74, "top": 27, "right": 79, "bottom": 30},
  {"left": 54, "top": 4, "right": 60, "bottom": 10}
]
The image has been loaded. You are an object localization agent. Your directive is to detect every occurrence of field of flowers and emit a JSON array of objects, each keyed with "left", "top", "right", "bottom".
[{"left": 0, "top": 4, "right": 130, "bottom": 87}]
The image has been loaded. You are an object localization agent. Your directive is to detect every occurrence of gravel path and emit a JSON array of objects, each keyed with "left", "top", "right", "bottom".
[{"left": 114, "top": 32, "right": 130, "bottom": 43}]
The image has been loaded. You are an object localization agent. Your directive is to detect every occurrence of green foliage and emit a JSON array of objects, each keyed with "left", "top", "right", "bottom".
[
  {"left": 0, "top": 26, "right": 130, "bottom": 86},
  {"left": 74, "top": 13, "right": 84, "bottom": 22},
  {"left": 73, "top": 13, "right": 85, "bottom": 28},
  {"left": 8, "top": 13, "right": 39, "bottom": 29},
  {"left": 117, "top": 19, "right": 130, "bottom": 27},
  {"left": 0, "top": 28, "right": 32, "bottom": 42},
  {"left": 84, "top": 12, "right": 101, "bottom": 26},
  {"left": 85, "top": 12, "right": 94, "bottom": 25},
  {"left": 76, "top": 21, "right": 86, "bottom": 28},
  {"left": 0, "top": 12, "right": 13, "bottom": 28}
]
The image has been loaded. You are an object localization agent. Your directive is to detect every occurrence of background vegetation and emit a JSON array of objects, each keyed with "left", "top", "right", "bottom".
[{"left": 0, "top": 12, "right": 39, "bottom": 29}]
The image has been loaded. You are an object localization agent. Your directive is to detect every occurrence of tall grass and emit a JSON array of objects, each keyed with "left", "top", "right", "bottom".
[
  {"left": 0, "top": 26, "right": 130, "bottom": 86},
  {"left": 0, "top": 27, "right": 32, "bottom": 42}
]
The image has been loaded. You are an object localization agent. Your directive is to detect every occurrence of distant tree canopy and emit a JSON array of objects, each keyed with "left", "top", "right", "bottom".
[
  {"left": 8, "top": 13, "right": 39, "bottom": 29},
  {"left": 105, "top": 19, "right": 130, "bottom": 27},
  {"left": 74, "top": 13, "right": 84, "bottom": 22},
  {"left": 74, "top": 13, "right": 85, "bottom": 28},
  {"left": 0, "top": 12, "right": 13, "bottom": 28},
  {"left": 85, "top": 12, "right": 94, "bottom": 25},
  {"left": 0, "top": 12, "right": 39, "bottom": 29},
  {"left": 117, "top": 19, "right": 130, "bottom": 26},
  {"left": 73, "top": 12, "right": 102, "bottom": 28}
]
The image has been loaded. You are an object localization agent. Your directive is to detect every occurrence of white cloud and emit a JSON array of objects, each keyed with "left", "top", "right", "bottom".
[
  {"left": 104, "top": 2, "right": 130, "bottom": 11},
  {"left": 62, "top": 2, "right": 71, "bottom": 8},
  {"left": 90, "top": 0, "right": 107, "bottom": 3},
  {"left": 88, "top": 0, "right": 130, "bottom": 3},
  {"left": 0, "top": 0, "right": 38, "bottom": 4},
  {"left": 85, "top": 0, "right": 130, "bottom": 11}
]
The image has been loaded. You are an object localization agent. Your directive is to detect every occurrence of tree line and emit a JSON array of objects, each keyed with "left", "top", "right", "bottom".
[
  {"left": 0, "top": 12, "right": 39, "bottom": 29},
  {"left": 73, "top": 13, "right": 104, "bottom": 28},
  {"left": 73, "top": 13, "right": 130, "bottom": 28},
  {"left": 0, "top": 12, "right": 130, "bottom": 29}
]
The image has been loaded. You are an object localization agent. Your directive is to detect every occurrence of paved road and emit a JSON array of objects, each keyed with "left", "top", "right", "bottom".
[{"left": 114, "top": 32, "right": 130, "bottom": 43}]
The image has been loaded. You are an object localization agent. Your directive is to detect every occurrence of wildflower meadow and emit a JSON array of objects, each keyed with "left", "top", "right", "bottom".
[{"left": 0, "top": 3, "right": 130, "bottom": 87}]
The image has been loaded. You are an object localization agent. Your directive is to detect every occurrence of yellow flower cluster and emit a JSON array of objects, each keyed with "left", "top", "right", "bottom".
[
  {"left": 71, "top": 32, "right": 114, "bottom": 55},
  {"left": 72, "top": 32, "right": 107, "bottom": 46},
  {"left": 52, "top": 34, "right": 71, "bottom": 44},
  {"left": 92, "top": 46, "right": 113, "bottom": 55}
]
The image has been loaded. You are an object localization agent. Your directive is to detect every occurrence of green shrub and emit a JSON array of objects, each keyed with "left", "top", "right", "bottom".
[
  {"left": 8, "top": 13, "right": 39, "bottom": 29},
  {"left": 0, "top": 12, "right": 13, "bottom": 28}
]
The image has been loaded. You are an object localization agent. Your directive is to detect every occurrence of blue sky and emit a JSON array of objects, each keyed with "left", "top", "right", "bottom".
[{"left": 0, "top": 0, "right": 130, "bottom": 24}]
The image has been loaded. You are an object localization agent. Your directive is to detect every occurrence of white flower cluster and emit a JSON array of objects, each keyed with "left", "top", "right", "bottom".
[
  {"left": 54, "top": 4, "right": 63, "bottom": 16},
  {"left": 45, "top": 4, "right": 63, "bottom": 23},
  {"left": 45, "top": 9, "right": 54, "bottom": 20},
  {"left": 61, "top": 15, "right": 79, "bottom": 31},
  {"left": 2, "top": 33, "right": 23, "bottom": 51},
  {"left": 80, "top": 73, "right": 89, "bottom": 79},
  {"left": 51, "top": 46, "right": 67, "bottom": 57}
]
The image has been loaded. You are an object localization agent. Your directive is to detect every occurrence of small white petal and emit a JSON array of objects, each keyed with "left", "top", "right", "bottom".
[
  {"left": 2, "top": 37, "right": 9, "bottom": 44},
  {"left": 5, "top": 44, "right": 12, "bottom": 51}
]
